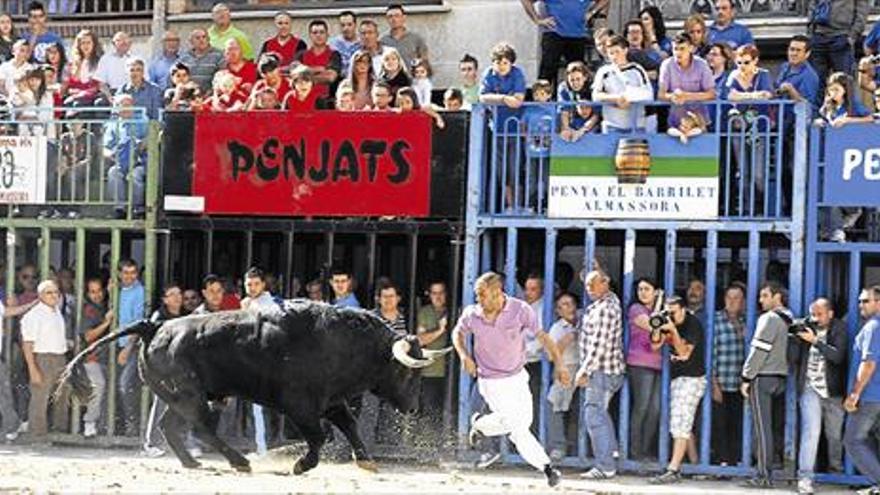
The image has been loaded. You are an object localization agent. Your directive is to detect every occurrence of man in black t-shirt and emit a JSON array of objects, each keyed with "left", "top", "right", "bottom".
[{"left": 649, "top": 296, "right": 706, "bottom": 484}]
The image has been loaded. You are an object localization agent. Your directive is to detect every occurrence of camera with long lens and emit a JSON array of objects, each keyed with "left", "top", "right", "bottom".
[
  {"left": 649, "top": 309, "right": 672, "bottom": 342},
  {"left": 788, "top": 317, "right": 820, "bottom": 337}
]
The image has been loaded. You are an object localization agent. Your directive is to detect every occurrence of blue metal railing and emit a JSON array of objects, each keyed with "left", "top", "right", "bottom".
[
  {"left": 478, "top": 100, "right": 798, "bottom": 221},
  {"left": 458, "top": 101, "right": 816, "bottom": 482}
]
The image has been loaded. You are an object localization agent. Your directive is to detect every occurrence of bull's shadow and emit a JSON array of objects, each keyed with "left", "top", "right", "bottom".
[{"left": 56, "top": 300, "right": 450, "bottom": 475}]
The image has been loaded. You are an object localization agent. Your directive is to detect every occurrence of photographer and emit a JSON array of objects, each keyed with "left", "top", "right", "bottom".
[
  {"left": 792, "top": 298, "right": 847, "bottom": 495},
  {"left": 740, "top": 281, "right": 792, "bottom": 489},
  {"left": 648, "top": 296, "right": 706, "bottom": 485}
]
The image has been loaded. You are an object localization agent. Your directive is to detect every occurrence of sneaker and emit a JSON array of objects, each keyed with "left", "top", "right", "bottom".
[
  {"left": 17, "top": 421, "right": 28, "bottom": 433},
  {"left": 580, "top": 467, "right": 616, "bottom": 480},
  {"left": 830, "top": 229, "right": 846, "bottom": 243},
  {"left": 856, "top": 487, "right": 880, "bottom": 495},
  {"left": 83, "top": 422, "right": 97, "bottom": 438},
  {"left": 740, "top": 477, "right": 773, "bottom": 489},
  {"left": 475, "top": 451, "right": 501, "bottom": 469},
  {"left": 143, "top": 445, "right": 165, "bottom": 458},
  {"left": 187, "top": 446, "right": 203, "bottom": 459},
  {"left": 649, "top": 469, "right": 681, "bottom": 484},
  {"left": 4, "top": 431, "right": 18, "bottom": 442},
  {"left": 798, "top": 477, "right": 814, "bottom": 494},
  {"left": 468, "top": 412, "right": 484, "bottom": 448},
  {"left": 544, "top": 464, "right": 562, "bottom": 487}
]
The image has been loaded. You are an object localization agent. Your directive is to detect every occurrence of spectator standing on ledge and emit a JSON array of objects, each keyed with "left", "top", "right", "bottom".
[
  {"left": 179, "top": 28, "right": 225, "bottom": 95},
  {"left": 380, "top": 4, "right": 428, "bottom": 68},
  {"left": 149, "top": 31, "right": 181, "bottom": 90},
  {"left": 294, "top": 20, "right": 341, "bottom": 101},
  {"left": 208, "top": 3, "right": 254, "bottom": 61},
  {"left": 808, "top": 0, "right": 867, "bottom": 88},
  {"left": 708, "top": 0, "right": 754, "bottom": 50},
  {"left": 259, "top": 11, "right": 306, "bottom": 75},
  {"left": 330, "top": 11, "right": 361, "bottom": 77},
  {"left": 520, "top": 0, "right": 592, "bottom": 91},
  {"left": 95, "top": 31, "right": 138, "bottom": 93},
  {"left": 23, "top": 1, "right": 62, "bottom": 64}
]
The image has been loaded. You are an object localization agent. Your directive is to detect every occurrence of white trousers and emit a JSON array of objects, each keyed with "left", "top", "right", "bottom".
[{"left": 475, "top": 369, "right": 550, "bottom": 470}]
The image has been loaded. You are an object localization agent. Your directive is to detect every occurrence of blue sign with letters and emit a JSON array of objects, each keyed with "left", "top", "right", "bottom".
[{"left": 823, "top": 125, "right": 880, "bottom": 206}]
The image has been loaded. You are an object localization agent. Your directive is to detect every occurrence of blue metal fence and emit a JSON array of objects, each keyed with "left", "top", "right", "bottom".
[{"left": 459, "top": 100, "right": 819, "bottom": 480}]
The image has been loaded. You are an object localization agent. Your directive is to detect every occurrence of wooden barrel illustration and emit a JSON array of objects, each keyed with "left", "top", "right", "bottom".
[{"left": 614, "top": 138, "right": 651, "bottom": 184}]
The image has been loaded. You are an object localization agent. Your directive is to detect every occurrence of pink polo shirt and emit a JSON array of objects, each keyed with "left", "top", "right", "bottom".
[{"left": 454, "top": 296, "right": 538, "bottom": 379}]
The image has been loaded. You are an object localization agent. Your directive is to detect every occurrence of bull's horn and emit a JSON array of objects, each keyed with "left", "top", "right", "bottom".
[
  {"left": 392, "top": 339, "right": 433, "bottom": 369},
  {"left": 421, "top": 347, "right": 454, "bottom": 359}
]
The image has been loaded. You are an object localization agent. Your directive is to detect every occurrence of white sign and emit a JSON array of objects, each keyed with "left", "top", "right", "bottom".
[
  {"left": 548, "top": 177, "right": 719, "bottom": 219},
  {"left": 0, "top": 135, "right": 47, "bottom": 204}
]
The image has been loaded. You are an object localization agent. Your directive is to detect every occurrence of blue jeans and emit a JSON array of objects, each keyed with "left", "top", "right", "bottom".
[
  {"left": 582, "top": 371, "right": 624, "bottom": 472},
  {"left": 118, "top": 350, "right": 141, "bottom": 436},
  {"left": 628, "top": 366, "right": 661, "bottom": 459},
  {"left": 108, "top": 164, "right": 145, "bottom": 211},
  {"left": 798, "top": 386, "right": 845, "bottom": 479},
  {"left": 844, "top": 401, "right": 880, "bottom": 485}
]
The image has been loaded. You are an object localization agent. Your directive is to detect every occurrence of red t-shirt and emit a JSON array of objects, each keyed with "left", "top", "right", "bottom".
[
  {"left": 260, "top": 36, "right": 307, "bottom": 70},
  {"left": 228, "top": 61, "right": 258, "bottom": 89},
  {"left": 295, "top": 47, "right": 340, "bottom": 99},
  {"left": 283, "top": 89, "right": 320, "bottom": 112}
]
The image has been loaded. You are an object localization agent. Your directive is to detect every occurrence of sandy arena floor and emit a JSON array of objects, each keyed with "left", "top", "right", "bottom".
[{"left": 0, "top": 443, "right": 858, "bottom": 494}]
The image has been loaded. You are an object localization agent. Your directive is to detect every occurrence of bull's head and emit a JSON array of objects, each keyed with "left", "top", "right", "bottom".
[{"left": 379, "top": 335, "right": 452, "bottom": 413}]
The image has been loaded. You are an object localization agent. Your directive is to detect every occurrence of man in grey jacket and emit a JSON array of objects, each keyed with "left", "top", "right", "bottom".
[
  {"left": 808, "top": 0, "right": 868, "bottom": 86},
  {"left": 740, "top": 281, "right": 792, "bottom": 488}
]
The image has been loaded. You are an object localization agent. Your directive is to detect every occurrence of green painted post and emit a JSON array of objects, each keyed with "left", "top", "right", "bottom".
[
  {"left": 70, "top": 227, "right": 86, "bottom": 433},
  {"left": 3, "top": 227, "right": 15, "bottom": 363},
  {"left": 106, "top": 228, "right": 122, "bottom": 437}
]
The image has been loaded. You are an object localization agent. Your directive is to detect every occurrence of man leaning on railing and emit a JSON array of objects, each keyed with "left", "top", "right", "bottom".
[{"left": 103, "top": 94, "right": 147, "bottom": 219}]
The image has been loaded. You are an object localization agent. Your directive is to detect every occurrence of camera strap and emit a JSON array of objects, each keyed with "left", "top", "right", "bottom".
[{"left": 772, "top": 308, "right": 793, "bottom": 326}]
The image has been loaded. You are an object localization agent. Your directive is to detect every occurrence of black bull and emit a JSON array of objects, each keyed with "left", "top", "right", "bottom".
[{"left": 55, "top": 300, "right": 450, "bottom": 474}]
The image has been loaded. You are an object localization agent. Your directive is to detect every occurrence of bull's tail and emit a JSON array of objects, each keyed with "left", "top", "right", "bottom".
[{"left": 53, "top": 319, "right": 158, "bottom": 405}]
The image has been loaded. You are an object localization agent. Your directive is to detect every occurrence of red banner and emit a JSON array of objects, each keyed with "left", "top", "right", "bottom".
[{"left": 193, "top": 111, "right": 432, "bottom": 216}]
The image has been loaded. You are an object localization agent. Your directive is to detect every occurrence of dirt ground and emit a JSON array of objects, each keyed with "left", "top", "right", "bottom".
[{"left": 0, "top": 443, "right": 858, "bottom": 494}]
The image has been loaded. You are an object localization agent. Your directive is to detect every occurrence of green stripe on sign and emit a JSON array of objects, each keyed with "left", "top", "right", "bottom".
[{"left": 550, "top": 156, "right": 718, "bottom": 177}]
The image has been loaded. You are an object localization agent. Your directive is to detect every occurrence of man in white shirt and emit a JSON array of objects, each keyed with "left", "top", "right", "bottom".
[
  {"left": 0, "top": 40, "right": 34, "bottom": 97},
  {"left": 592, "top": 34, "right": 654, "bottom": 132},
  {"left": 21, "top": 279, "right": 70, "bottom": 439},
  {"left": 96, "top": 31, "right": 140, "bottom": 92}
]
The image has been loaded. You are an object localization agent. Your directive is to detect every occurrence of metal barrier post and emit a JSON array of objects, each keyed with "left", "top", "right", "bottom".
[
  {"left": 70, "top": 227, "right": 86, "bottom": 434},
  {"left": 658, "top": 229, "right": 676, "bottom": 466},
  {"left": 619, "top": 228, "right": 636, "bottom": 460},
  {"left": 539, "top": 227, "right": 557, "bottom": 446},
  {"left": 106, "top": 228, "right": 122, "bottom": 437},
  {"left": 701, "top": 230, "right": 718, "bottom": 466},
  {"left": 741, "top": 228, "right": 761, "bottom": 470},
  {"left": 578, "top": 227, "right": 596, "bottom": 462}
]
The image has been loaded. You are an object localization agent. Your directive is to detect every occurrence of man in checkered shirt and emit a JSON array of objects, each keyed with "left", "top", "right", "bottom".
[{"left": 575, "top": 270, "right": 625, "bottom": 480}]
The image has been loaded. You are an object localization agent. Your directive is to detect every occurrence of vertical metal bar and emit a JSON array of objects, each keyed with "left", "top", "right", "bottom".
[
  {"left": 106, "top": 228, "right": 122, "bottom": 437},
  {"left": 658, "top": 229, "right": 676, "bottom": 466},
  {"left": 366, "top": 232, "right": 377, "bottom": 305},
  {"left": 3, "top": 228, "right": 15, "bottom": 363},
  {"left": 700, "top": 230, "right": 718, "bottom": 466},
  {"left": 578, "top": 227, "right": 596, "bottom": 461},
  {"left": 804, "top": 126, "right": 821, "bottom": 305},
  {"left": 775, "top": 103, "right": 784, "bottom": 218},
  {"left": 284, "top": 230, "right": 294, "bottom": 297},
  {"left": 539, "top": 227, "right": 557, "bottom": 446},
  {"left": 39, "top": 227, "right": 50, "bottom": 280},
  {"left": 444, "top": 231, "right": 463, "bottom": 438},
  {"left": 619, "top": 228, "right": 636, "bottom": 460},
  {"left": 244, "top": 229, "right": 254, "bottom": 270},
  {"left": 407, "top": 232, "right": 418, "bottom": 334},
  {"left": 480, "top": 231, "right": 491, "bottom": 273},
  {"left": 741, "top": 228, "right": 761, "bottom": 467},
  {"left": 504, "top": 228, "right": 517, "bottom": 295},
  {"left": 70, "top": 227, "right": 86, "bottom": 432},
  {"left": 845, "top": 250, "right": 862, "bottom": 476},
  {"left": 204, "top": 230, "right": 213, "bottom": 274},
  {"left": 490, "top": 129, "right": 499, "bottom": 214},
  {"left": 141, "top": 225, "right": 157, "bottom": 437}
]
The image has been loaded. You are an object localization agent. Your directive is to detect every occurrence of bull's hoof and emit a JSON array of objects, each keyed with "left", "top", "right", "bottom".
[
  {"left": 233, "top": 462, "right": 251, "bottom": 473},
  {"left": 293, "top": 457, "right": 307, "bottom": 475},
  {"left": 355, "top": 460, "right": 379, "bottom": 473},
  {"left": 181, "top": 460, "right": 201, "bottom": 469}
]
